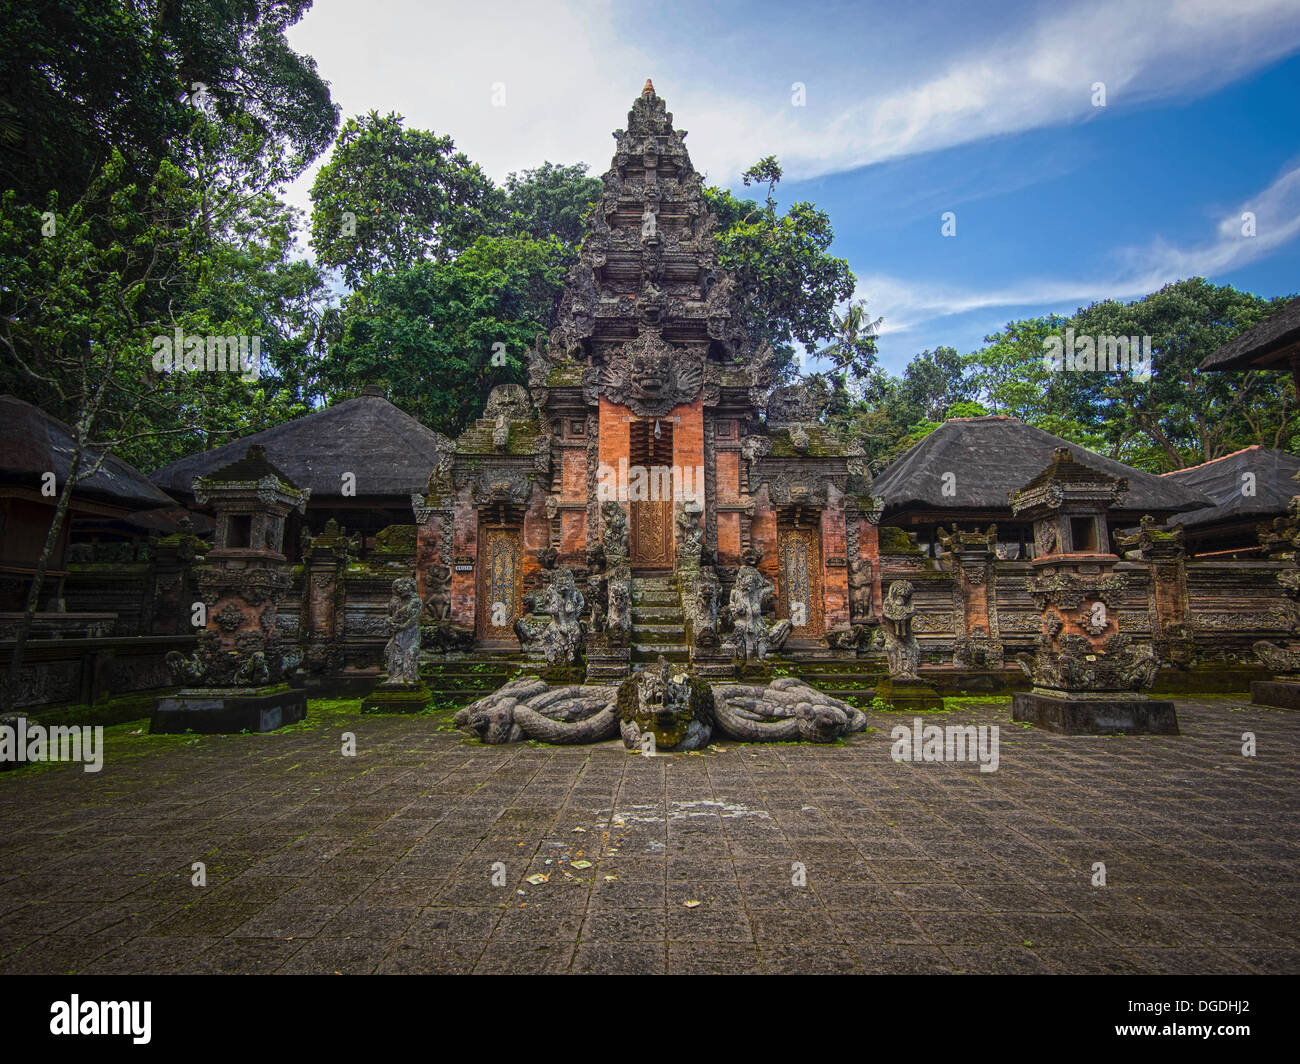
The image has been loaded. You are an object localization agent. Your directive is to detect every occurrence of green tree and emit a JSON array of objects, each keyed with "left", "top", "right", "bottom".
[
  {"left": 504, "top": 162, "right": 602, "bottom": 253},
  {"left": 0, "top": 0, "right": 336, "bottom": 208},
  {"left": 0, "top": 154, "right": 209, "bottom": 709},
  {"left": 898, "top": 346, "right": 973, "bottom": 422},
  {"left": 309, "top": 112, "right": 504, "bottom": 286},
  {"left": 704, "top": 160, "right": 856, "bottom": 377},
  {"left": 1070, "top": 278, "right": 1293, "bottom": 469},
  {"left": 321, "top": 234, "right": 568, "bottom": 434},
  {"left": 813, "top": 298, "right": 883, "bottom": 382}
]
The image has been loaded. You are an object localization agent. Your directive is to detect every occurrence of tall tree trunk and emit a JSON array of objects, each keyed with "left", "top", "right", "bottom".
[{"left": 1, "top": 447, "right": 82, "bottom": 714}]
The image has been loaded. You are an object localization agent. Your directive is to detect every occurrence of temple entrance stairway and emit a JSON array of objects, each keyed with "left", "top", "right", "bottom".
[
  {"left": 421, "top": 654, "right": 523, "bottom": 709},
  {"left": 631, "top": 575, "right": 690, "bottom": 665}
]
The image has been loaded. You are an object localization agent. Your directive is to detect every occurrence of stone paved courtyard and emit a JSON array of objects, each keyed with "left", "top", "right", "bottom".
[{"left": 1, "top": 696, "right": 1297, "bottom": 975}]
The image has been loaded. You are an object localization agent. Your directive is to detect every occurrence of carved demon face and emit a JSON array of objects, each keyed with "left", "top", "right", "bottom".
[
  {"left": 625, "top": 659, "right": 699, "bottom": 748},
  {"left": 602, "top": 331, "right": 703, "bottom": 416}
]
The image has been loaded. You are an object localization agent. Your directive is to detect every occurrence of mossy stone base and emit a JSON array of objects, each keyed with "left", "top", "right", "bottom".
[
  {"left": 1012, "top": 691, "right": 1179, "bottom": 734},
  {"left": 534, "top": 665, "right": 586, "bottom": 684},
  {"left": 151, "top": 685, "right": 306, "bottom": 734},
  {"left": 874, "top": 677, "right": 945, "bottom": 712},
  {"left": 361, "top": 682, "right": 433, "bottom": 714},
  {"left": 1251, "top": 680, "right": 1300, "bottom": 710}
]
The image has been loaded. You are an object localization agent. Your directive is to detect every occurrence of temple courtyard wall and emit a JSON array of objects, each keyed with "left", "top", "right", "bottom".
[{"left": 4, "top": 531, "right": 1290, "bottom": 715}]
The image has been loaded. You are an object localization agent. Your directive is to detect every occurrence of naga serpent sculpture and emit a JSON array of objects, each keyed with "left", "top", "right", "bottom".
[
  {"left": 454, "top": 669, "right": 866, "bottom": 746},
  {"left": 454, "top": 678, "right": 619, "bottom": 744},
  {"left": 711, "top": 677, "right": 869, "bottom": 743}
]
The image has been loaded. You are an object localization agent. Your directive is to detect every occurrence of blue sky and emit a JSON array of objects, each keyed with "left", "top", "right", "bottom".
[{"left": 286, "top": 0, "right": 1300, "bottom": 373}]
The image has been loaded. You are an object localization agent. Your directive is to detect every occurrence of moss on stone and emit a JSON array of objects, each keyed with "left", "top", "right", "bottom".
[{"left": 878, "top": 527, "right": 922, "bottom": 554}]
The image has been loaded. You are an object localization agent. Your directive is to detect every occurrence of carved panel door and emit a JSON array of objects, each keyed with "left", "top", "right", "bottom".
[
  {"left": 478, "top": 527, "right": 523, "bottom": 638},
  {"left": 629, "top": 419, "right": 674, "bottom": 569},
  {"left": 779, "top": 525, "right": 824, "bottom": 636}
]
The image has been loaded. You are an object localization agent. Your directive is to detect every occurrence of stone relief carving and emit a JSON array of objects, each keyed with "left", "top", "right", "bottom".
[
  {"left": 722, "top": 564, "right": 792, "bottom": 665},
  {"left": 881, "top": 581, "right": 921, "bottom": 679},
  {"left": 599, "top": 330, "right": 703, "bottom": 417},
  {"left": 601, "top": 501, "right": 630, "bottom": 566}
]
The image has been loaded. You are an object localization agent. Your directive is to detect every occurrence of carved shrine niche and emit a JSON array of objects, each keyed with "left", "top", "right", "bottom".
[
  {"left": 477, "top": 526, "right": 524, "bottom": 639},
  {"left": 778, "top": 523, "right": 824, "bottom": 636}
]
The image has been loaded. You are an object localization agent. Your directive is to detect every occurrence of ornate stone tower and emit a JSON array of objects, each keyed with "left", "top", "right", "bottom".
[
  {"left": 152, "top": 445, "right": 310, "bottom": 733},
  {"left": 525, "top": 79, "right": 776, "bottom": 574}
]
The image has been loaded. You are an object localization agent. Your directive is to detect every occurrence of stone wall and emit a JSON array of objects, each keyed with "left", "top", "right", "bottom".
[
  {"left": 865, "top": 532, "right": 1292, "bottom": 669},
  {"left": 0, "top": 634, "right": 195, "bottom": 710}
]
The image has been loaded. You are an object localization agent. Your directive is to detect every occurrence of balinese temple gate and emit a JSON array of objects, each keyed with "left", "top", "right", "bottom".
[{"left": 412, "top": 81, "right": 875, "bottom": 682}]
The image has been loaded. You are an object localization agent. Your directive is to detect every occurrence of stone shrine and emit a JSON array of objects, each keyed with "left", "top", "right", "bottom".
[
  {"left": 413, "top": 80, "right": 870, "bottom": 680},
  {"left": 151, "top": 446, "right": 309, "bottom": 733},
  {"left": 1009, "top": 448, "right": 1179, "bottom": 734}
]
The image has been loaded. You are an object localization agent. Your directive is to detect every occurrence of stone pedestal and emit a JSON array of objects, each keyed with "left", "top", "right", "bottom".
[
  {"left": 691, "top": 651, "right": 736, "bottom": 679},
  {"left": 873, "top": 676, "right": 944, "bottom": 712},
  {"left": 1251, "top": 680, "right": 1300, "bottom": 711},
  {"left": 361, "top": 681, "right": 433, "bottom": 714},
  {"left": 1012, "top": 691, "right": 1179, "bottom": 735},
  {"left": 0, "top": 714, "right": 26, "bottom": 770},
  {"left": 151, "top": 685, "right": 306, "bottom": 734},
  {"left": 585, "top": 642, "right": 630, "bottom": 682}
]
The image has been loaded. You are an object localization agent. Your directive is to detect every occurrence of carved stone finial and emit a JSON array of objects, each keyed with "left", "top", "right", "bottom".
[{"left": 642, "top": 78, "right": 655, "bottom": 96}]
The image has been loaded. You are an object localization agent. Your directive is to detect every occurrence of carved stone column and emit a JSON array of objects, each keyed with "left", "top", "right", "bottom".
[
  {"left": 938, "top": 524, "right": 1004, "bottom": 669},
  {"left": 1008, "top": 448, "right": 1178, "bottom": 734}
]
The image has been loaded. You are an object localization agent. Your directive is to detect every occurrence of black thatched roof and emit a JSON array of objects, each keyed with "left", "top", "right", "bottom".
[
  {"left": 151, "top": 393, "right": 453, "bottom": 501},
  {"left": 1199, "top": 296, "right": 1300, "bottom": 371},
  {"left": 871, "top": 416, "right": 1213, "bottom": 517},
  {"left": 202, "top": 444, "right": 297, "bottom": 487},
  {"left": 1162, "top": 446, "right": 1300, "bottom": 528},
  {"left": 0, "top": 395, "right": 176, "bottom": 510}
]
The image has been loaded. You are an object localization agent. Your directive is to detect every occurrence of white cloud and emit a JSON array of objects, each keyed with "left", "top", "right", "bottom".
[
  {"left": 858, "top": 160, "right": 1300, "bottom": 336},
  {"left": 284, "top": 0, "right": 1300, "bottom": 214}
]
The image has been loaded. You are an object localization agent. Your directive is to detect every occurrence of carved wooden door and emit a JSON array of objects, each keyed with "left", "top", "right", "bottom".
[
  {"left": 778, "top": 525, "right": 824, "bottom": 636},
  {"left": 629, "top": 419, "right": 674, "bottom": 569},
  {"left": 478, "top": 527, "right": 523, "bottom": 638}
]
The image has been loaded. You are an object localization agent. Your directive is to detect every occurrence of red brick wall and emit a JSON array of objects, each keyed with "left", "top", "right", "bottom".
[
  {"left": 716, "top": 451, "right": 739, "bottom": 503},
  {"left": 821, "top": 505, "right": 849, "bottom": 630},
  {"left": 450, "top": 489, "right": 477, "bottom": 629},
  {"left": 751, "top": 489, "right": 778, "bottom": 577}
]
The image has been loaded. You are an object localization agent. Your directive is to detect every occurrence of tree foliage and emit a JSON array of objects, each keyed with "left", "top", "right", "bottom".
[
  {"left": 503, "top": 162, "right": 602, "bottom": 253},
  {"left": 309, "top": 112, "right": 503, "bottom": 287},
  {"left": 321, "top": 235, "right": 568, "bottom": 435}
]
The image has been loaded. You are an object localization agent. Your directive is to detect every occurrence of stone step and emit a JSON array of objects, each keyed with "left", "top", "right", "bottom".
[
  {"left": 420, "top": 671, "right": 520, "bottom": 683},
  {"left": 631, "top": 643, "right": 690, "bottom": 658},
  {"left": 631, "top": 590, "right": 678, "bottom": 604},
  {"left": 815, "top": 689, "right": 876, "bottom": 702},
  {"left": 633, "top": 623, "right": 685, "bottom": 635},
  {"left": 633, "top": 630, "right": 686, "bottom": 646},
  {"left": 631, "top": 607, "right": 682, "bottom": 623}
]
